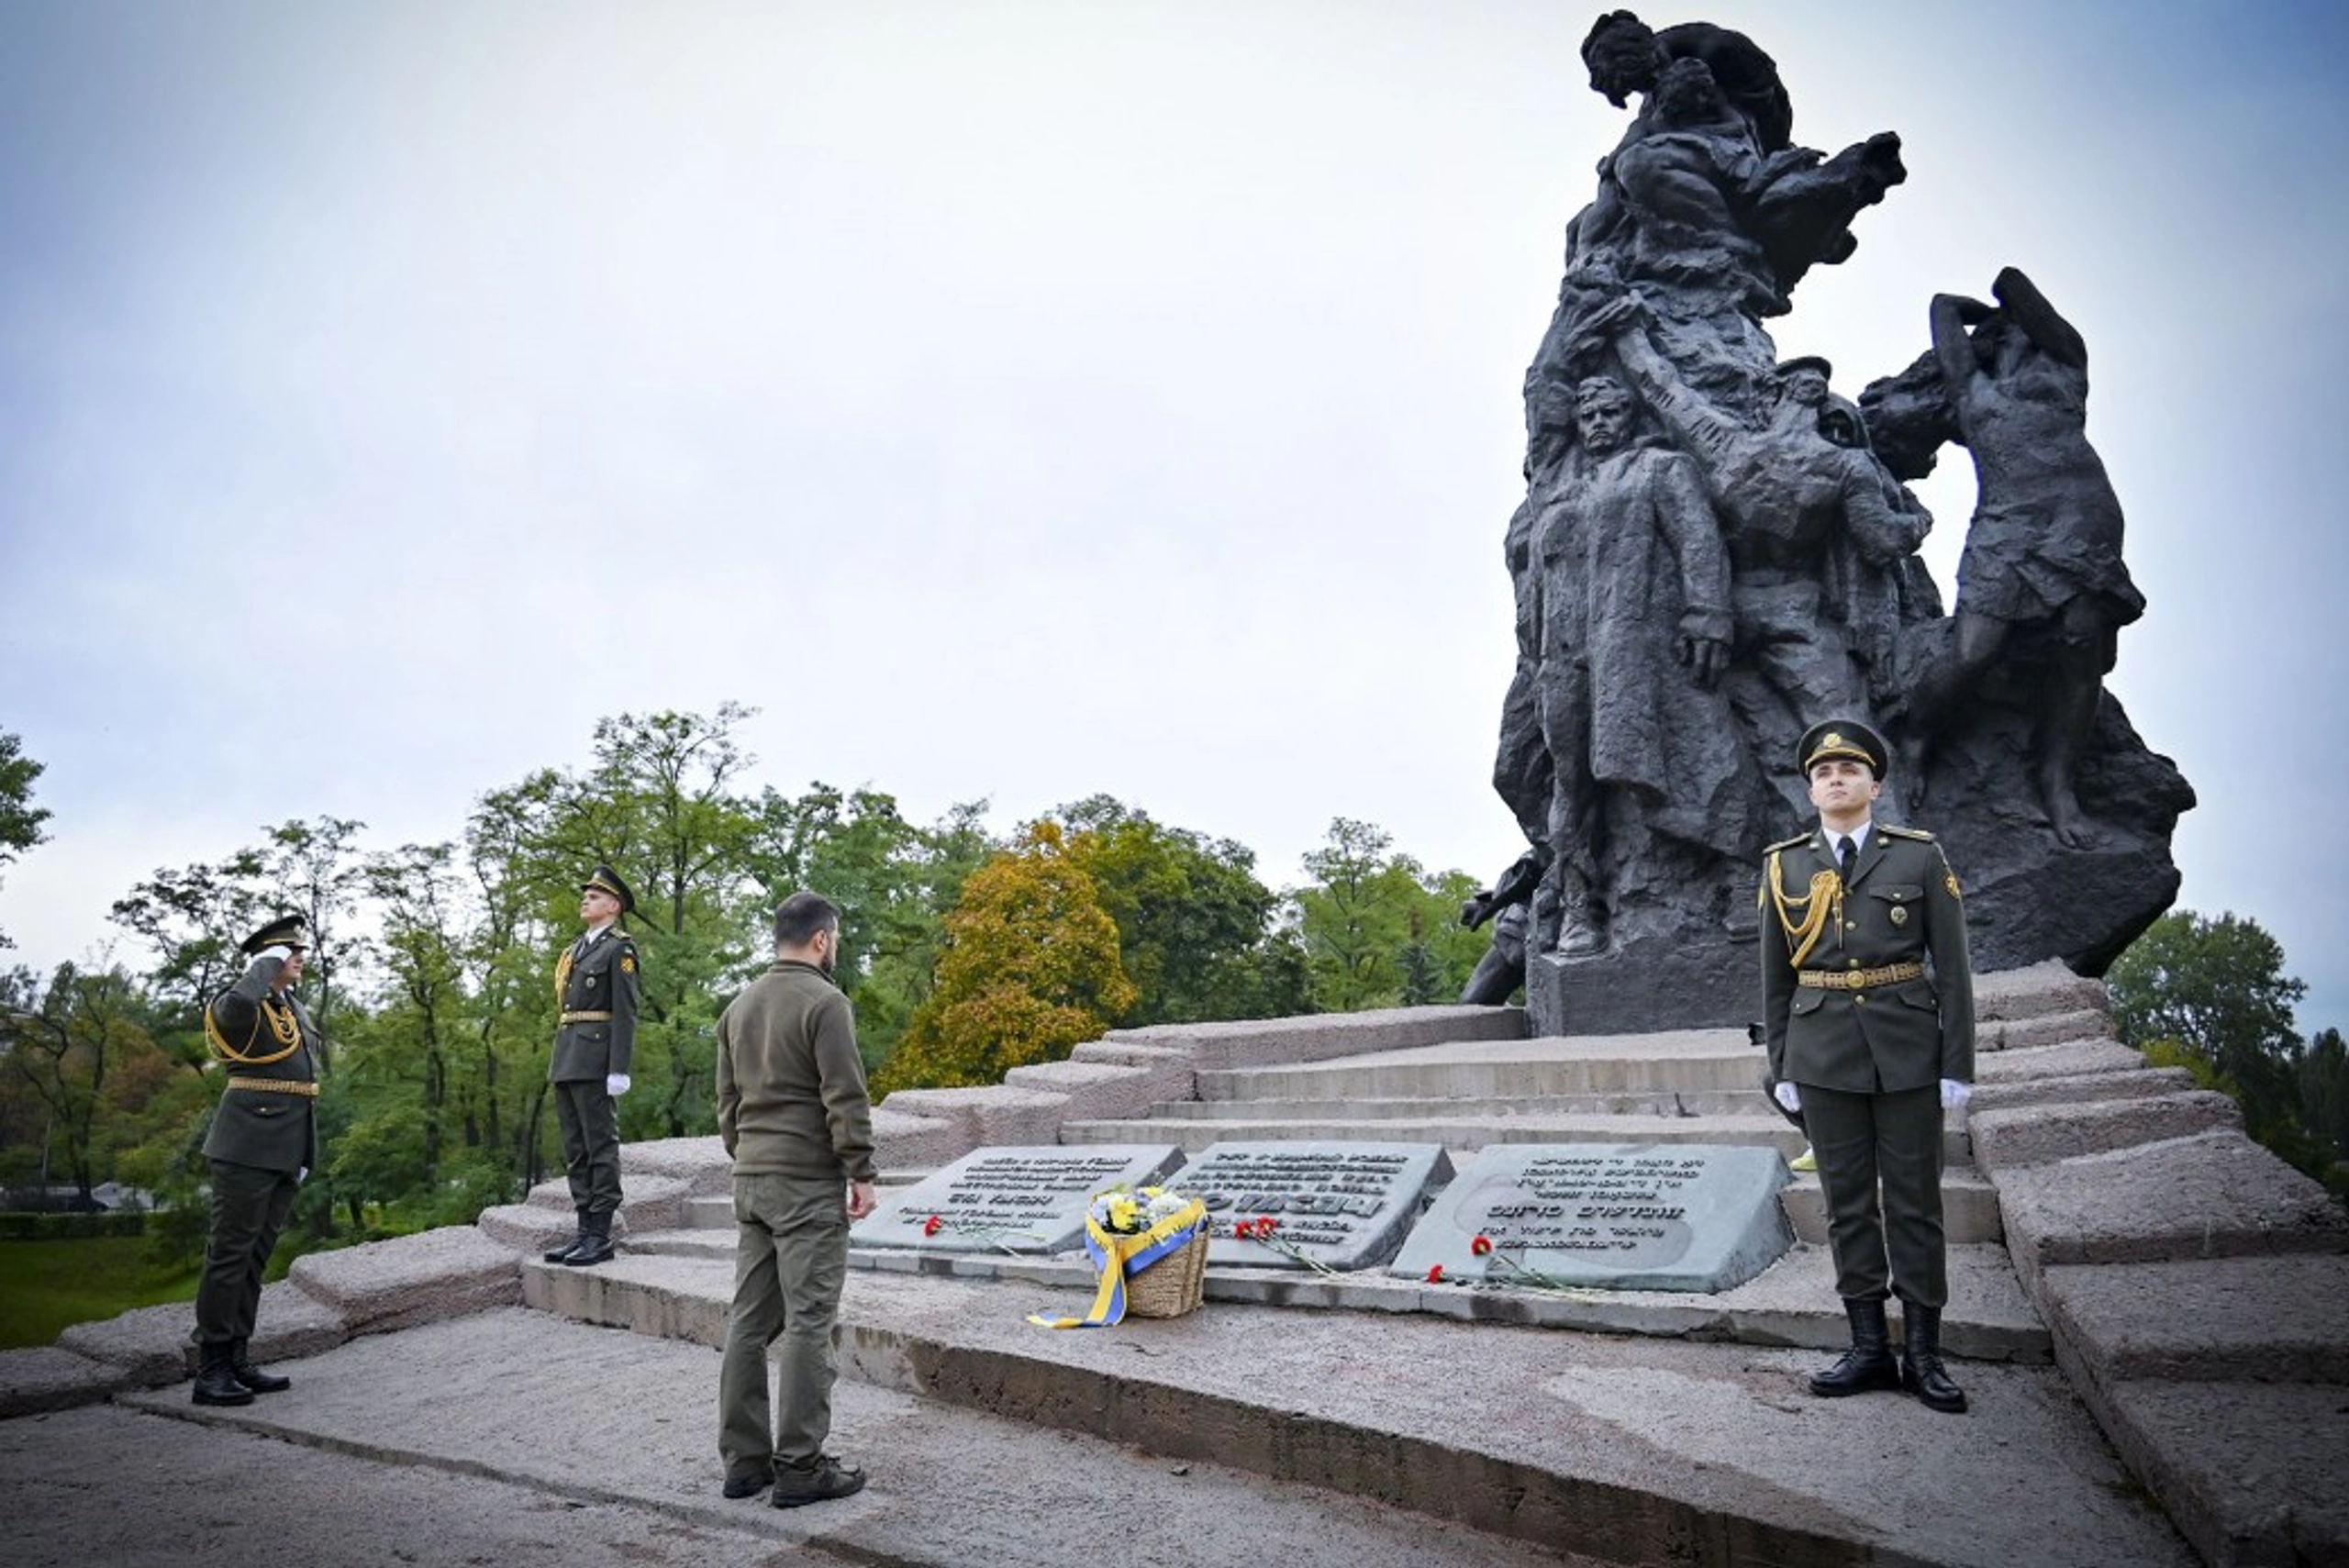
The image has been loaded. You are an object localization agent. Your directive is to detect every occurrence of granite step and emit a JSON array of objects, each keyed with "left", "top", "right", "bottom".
[
  {"left": 1057, "top": 1110, "right": 1973, "bottom": 1163},
  {"left": 1160, "top": 1089, "right": 1784, "bottom": 1119},
  {"left": 532, "top": 1230, "right": 2048, "bottom": 1362},
  {"left": 1197, "top": 1030, "right": 1761, "bottom": 1102}
]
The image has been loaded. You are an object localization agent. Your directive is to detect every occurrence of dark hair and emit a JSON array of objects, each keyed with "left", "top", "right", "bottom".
[{"left": 774, "top": 892, "right": 840, "bottom": 949}]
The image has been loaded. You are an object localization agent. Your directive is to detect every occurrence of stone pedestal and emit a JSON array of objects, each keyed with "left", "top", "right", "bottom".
[{"left": 1528, "top": 933, "right": 1756, "bottom": 1036}]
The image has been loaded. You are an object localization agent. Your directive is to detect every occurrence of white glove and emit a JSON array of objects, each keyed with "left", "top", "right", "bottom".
[
  {"left": 1772, "top": 1081, "right": 1801, "bottom": 1113},
  {"left": 1940, "top": 1079, "right": 1972, "bottom": 1110},
  {"left": 258, "top": 946, "right": 294, "bottom": 965},
  {"left": 607, "top": 1073, "right": 631, "bottom": 1097},
  {"left": 296, "top": 1167, "right": 308, "bottom": 1184}
]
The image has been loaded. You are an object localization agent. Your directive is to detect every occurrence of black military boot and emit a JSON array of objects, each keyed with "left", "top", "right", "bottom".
[
  {"left": 229, "top": 1339, "right": 291, "bottom": 1395},
  {"left": 542, "top": 1230, "right": 584, "bottom": 1264},
  {"left": 564, "top": 1217, "right": 615, "bottom": 1267},
  {"left": 1809, "top": 1297, "right": 1900, "bottom": 1396},
  {"left": 192, "top": 1348, "right": 255, "bottom": 1407},
  {"left": 1899, "top": 1304, "right": 1968, "bottom": 1413}
]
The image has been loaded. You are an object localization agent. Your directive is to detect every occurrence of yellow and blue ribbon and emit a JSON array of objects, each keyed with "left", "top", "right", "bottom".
[{"left": 1027, "top": 1197, "right": 1208, "bottom": 1329}]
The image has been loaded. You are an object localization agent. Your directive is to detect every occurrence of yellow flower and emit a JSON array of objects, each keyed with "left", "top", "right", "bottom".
[{"left": 1108, "top": 1196, "right": 1139, "bottom": 1231}]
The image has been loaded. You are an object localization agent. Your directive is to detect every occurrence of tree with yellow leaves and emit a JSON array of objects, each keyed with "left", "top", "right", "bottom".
[{"left": 873, "top": 821, "right": 1137, "bottom": 1093}]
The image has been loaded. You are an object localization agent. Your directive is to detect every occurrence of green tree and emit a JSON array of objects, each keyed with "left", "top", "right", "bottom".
[
  {"left": 2107, "top": 910, "right": 2306, "bottom": 1134},
  {"left": 0, "top": 962, "right": 170, "bottom": 1199},
  {"left": 874, "top": 822, "right": 1137, "bottom": 1092},
  {"left": 1289, "top": 819, "right": 1485, "bottom": 1012},
  {"left": 2297, "top": 1027, "right": 2349, "bottom": 1171},
  {"left": 1056, "top": 795, "right": 1312, "bottom": 1026},
  {"left": 746, "top": 785, "right": 992, "bottom": 1069},
  {"left": 0, "top": 731, "right": 50, "bottom": 951}
]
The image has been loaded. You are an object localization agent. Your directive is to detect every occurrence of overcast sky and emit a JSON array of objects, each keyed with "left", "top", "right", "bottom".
[{"left": 5, "top": 1, "right": 2346, "bottom": 1032}]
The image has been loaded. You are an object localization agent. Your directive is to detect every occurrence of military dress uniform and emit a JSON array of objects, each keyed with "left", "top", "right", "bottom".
[
  {"left": 547, "top": 866, "right": 640, "bottom": 1265},
  {"left": 1759, "top": 719, "right": 1975, "bottom": 1413},
  {"left": 194, "top": 913, "right": 322, "bottom": 1407}
]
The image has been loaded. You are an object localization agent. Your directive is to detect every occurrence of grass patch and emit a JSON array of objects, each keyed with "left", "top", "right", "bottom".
[{"left": 0, "top": 1235, "right": 206, "bottom": 1350}]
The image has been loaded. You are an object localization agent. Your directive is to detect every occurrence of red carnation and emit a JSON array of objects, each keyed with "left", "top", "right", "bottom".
[
  {"left": 1427, "top": 1264, "right": 1445, "bottom": 1284},
  {"left": 1470, "top": 1234, "right": 1494, "bottom": 1256},
  {"left": 1256, "top": 1216, "right": 1278, "bottom": 1236},
  {"left": 1231, "top": 1218, "right": 1255, "bottom": 1240},
  {"left": 922, "top": 1214, "right": 943, "bottom": 1237}
]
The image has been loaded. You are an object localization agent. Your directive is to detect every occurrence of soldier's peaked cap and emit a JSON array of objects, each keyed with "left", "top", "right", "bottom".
[
  {"left": 1798, "top": 717, "right": 1889, "bottom": 779},
  {"left": 582, "top": 864, "right": 635, "bottom": 914},
  {"left": 1776, "top": 354, "right": 1833, "bottom": 380},
  {"left": 239, "top": 913, "right": 312, "bottom": 955}
]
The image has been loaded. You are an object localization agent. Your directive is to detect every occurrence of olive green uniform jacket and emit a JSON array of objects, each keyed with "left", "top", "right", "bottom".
[
  {"left": 1760, "top": 824, "right": 1976, "bottom": 1092},
  {"left": 201, "top": 954, "right": 322, "bottom": 1173},
  {"left": 550, "top": 927, "right": 640, "bottom": 1084}
]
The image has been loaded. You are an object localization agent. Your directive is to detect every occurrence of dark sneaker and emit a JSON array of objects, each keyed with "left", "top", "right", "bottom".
[
  {"left": 721, "top": 1465, "right": 774, "bottom": 1500},
  {"left": 770, "top": 1455, "right": 865, "bottom": 1508}
]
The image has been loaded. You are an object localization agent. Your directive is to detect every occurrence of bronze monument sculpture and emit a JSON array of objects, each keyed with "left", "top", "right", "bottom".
[{"left": 1474, "top": 12, "right": 2192, "bottom": 1030}]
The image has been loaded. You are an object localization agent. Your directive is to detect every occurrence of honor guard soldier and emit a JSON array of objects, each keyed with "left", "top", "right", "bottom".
[
  {"left": 545, "top": 865, "right": 640, "bottom": 1267},
  {"left": 194, "top": 913, "right": 321, "bottom": 1407},
  {"left": 1759, "top": 719, "right": 1976, "bottom": 1414}
]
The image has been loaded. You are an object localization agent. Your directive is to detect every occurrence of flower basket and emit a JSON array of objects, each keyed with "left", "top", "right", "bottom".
[
  {"left": 1122, "top": 1229, "right": 1208, "bottom": 1318},
  {"left": 1027, "top": 1185, "right": 1208, "bottom": 1329}
]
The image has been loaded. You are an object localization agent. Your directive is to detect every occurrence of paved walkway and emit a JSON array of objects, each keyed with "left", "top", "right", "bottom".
[{"left": 8, "top": 1308, "right": 1601, "bottom": 1568}]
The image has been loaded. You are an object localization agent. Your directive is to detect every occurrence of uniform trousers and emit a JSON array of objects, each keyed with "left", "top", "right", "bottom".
[
  {"left": 718, "top": 1172, "right": 849, "bottom": 1473},
  {"left": 552, "top": 1079, "right": 623, "bottom": 1222},
  {"left": 1801, "top": 1082, "right": 1948, "bottom": 1308},
  {"left": 195, "top": 1157, "right": 298, "bottom": 1349}
]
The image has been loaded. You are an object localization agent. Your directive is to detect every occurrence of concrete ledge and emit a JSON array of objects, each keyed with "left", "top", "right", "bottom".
[
  {"left": 1969, "top": 1091, "right": 2243, "bottom": 1173},
  {"left": 2085, "top": 1377, "right": 2349, "bottom": 1568},
  {"left": 54, "top": 1280, "right": 343, "bottom": 1386},
  {"left": 1968, "top": 1066, "right": 2196, "bottom": 1115},
  {"left": 1976, "top": 1038, "right": 2151, "bottom": 1084},
  {"left": 617, "top": 1135, "right": 730, "bottom": 1190},
  {"left": 0, "top": 1345, "right": 137, "bottom": 1417},
  {"left": 1978, "top": 1009, "right": 2122, "bottom": 1052},
  {"left": 873, "top": 1084, "right": 1073, "bottom": 1150},
  {"left": 1784, "top": 1168, "right": 2001, "bottom": 1246},
  {"left": 521, "top": 1254, "right": 726, "bottom": 1346},
  {"left": 610, "top": 1174, "right": 693, "bottom": 1232},
  {"left": 290, "top": 1227, "right": 521, "bottom": 1334},
  {"left": 1994, "top": 1129, "right": 2349, "bottom": 1287},
  {"left": 872, "top": 1102, "right": 977, "bottom": 1171},
  {"left": 1975, "top": 960, "right": 2110, "bottom": 1024},
  {"left": 1100, "top": 1005, "right": 1528, "bottom": 1073},
  {"left": 2039, "top": 1255, "right": 2349, "bottom": 1385},
  {"left": 1002, "top": 1057, "right": 1184, "bottom": 1122},
  {"left": 476, "top": 1201, "right": 576, "bottom": 1254}
]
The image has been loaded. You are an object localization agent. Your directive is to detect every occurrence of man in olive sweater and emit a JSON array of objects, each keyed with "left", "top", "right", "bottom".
[{"left": 714, "top": 893, "right": 878, "bottom": 1508}]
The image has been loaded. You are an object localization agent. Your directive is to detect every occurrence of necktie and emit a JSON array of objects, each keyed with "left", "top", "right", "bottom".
[{"left": 1838, "top": 836, "right": 1857, "bottom": 884}]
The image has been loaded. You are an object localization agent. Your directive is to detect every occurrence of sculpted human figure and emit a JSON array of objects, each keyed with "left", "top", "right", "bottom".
[
  {"left": 1607, "top": 311, "right": 1927, "bottom": 777},
  {"left": 1904, "top": 267, "right": 2145, "bottom": 844},
  {"left": 1531, "top": 374, "right": 1735, "bottom": 954}
]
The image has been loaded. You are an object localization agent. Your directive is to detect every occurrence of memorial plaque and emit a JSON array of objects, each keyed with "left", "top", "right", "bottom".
[
  {"left": 1388, "top": 1144, "right": 1791, "bottom": 1293},
  {"left": 1184, "top": 1141, "right": 1453, "bottom": 1273},
  {"left": 852, "top": 1145, "right": 1183, "bottom": 1255}
]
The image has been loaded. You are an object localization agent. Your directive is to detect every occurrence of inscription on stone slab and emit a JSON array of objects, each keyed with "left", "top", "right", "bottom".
[
  {"left": 1186, "top": 1141, "right": 1453, "bottom": 1273},
  {"left": 852, "top": 1145, "right": 1184, "bottom": 1255},
  {"left": 1388, "top": 1144, "right": 1790, "bottom": 1293}
]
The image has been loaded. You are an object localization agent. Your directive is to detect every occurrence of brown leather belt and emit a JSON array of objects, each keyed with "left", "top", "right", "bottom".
[
  {"left": 1798, "top": 962, "right": 1924, "bottom": 990},
  {"left": 560, "top": 1010, "right": 614, "bottom": 1024},
  {"left": 227, "top": 1076, "right": 319, "bottom": 1097}
]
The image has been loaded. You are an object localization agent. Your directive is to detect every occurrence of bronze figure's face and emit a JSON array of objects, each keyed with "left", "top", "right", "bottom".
[{"left": 1575, "top": 382, "right": 1635, "bottom": 454}]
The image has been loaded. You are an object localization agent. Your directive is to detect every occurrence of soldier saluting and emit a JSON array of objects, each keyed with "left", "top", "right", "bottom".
[
  {"left": 1760, "top": 719, "right": 1974, "bottom": 1414},
  {"left": 193, "top": 913, "right": 320, "bottom": 1407},
  {"left": 543, "top": 865, "right": 640, "bottom": 1267}
]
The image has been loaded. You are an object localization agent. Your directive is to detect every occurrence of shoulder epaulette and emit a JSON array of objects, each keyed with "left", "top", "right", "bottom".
[
  {"left": 1764, "top": 833, "right": 1809, "bottom": 852},
  {"left": 1882, "top": 825, "right": 1936, "bottom": 841}
]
